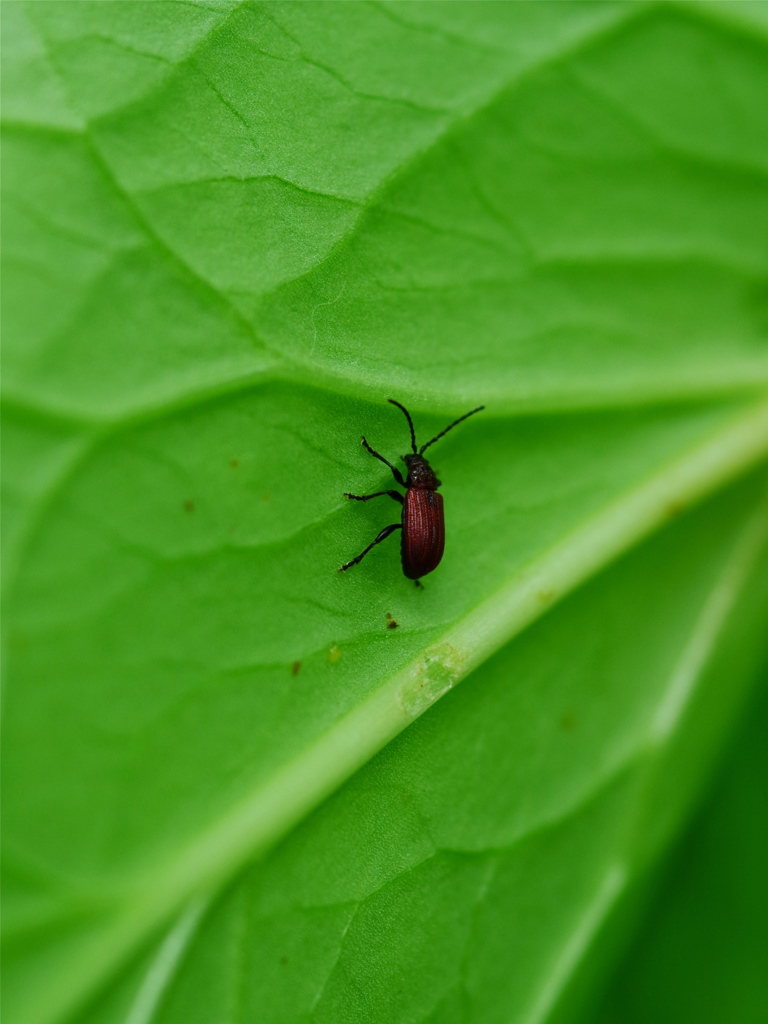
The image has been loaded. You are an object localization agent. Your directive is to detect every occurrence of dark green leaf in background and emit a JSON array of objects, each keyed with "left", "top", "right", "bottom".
[
  {"left": 2, "top": 3, "right": 768, "bottom": 1024},
  {"left": 594, "top": 672, "right": 768, "bottom": 1024}
]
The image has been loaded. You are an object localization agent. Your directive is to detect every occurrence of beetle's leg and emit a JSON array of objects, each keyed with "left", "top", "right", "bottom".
[
  {"left": 361, "top": 437, "right": 406, "bottom": 487},
  {"left": 344, "top": 490, "right": 404, "bottom": 504},
  {"left": 339, "top": 523, "right": 402, "bottom": 572},
  {"left": 414, "top": 579, "right": 424, "bottom": 590}
]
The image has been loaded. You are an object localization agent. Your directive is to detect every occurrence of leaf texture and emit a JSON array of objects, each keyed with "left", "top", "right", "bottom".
[{"left": 3, "top": 3, "right": 768, "bottom": 1023}]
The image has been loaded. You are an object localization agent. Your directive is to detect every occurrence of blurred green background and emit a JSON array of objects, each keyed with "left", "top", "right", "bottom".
[{"left": 595, "top": 669, "right": 768, "bottom": 1024}]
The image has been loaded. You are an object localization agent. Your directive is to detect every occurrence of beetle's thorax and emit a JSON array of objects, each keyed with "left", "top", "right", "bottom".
[{"left": 403, "top": 454, "right": 440, "bottom": 490}]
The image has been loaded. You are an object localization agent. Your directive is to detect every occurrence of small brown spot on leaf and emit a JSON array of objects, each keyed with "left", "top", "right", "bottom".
[
  {"left": 280, "top": 955, "right": 289, "bottom": 966},
  {"left": 386, "top": 613, "right": 399, "bottom": 629},
  {"left": 291, "top": 661, "right": 301, "bottom": 676},
  {"left": 230, "top": 458, "right": 239, "bottom": 468},
  {"left": 183, "top": 499, "right": 195, "bottom": 513},
  {"left": 263, "top": 494, "right": 270, "bottom": 502}
]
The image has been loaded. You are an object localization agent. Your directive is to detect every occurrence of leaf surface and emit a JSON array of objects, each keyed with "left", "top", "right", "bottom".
[{"left": 3, "top": 3, "right": 768, "bottom": 1023}]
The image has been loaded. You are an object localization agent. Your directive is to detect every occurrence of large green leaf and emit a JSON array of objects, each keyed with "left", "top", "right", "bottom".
[{"left": 3, "top": 3, "right": 768, "bottom": 1023}]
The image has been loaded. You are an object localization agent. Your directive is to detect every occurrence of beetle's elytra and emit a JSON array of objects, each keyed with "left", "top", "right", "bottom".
[{"left": 339, "top": 399, "right": 484, "bottom": 582}]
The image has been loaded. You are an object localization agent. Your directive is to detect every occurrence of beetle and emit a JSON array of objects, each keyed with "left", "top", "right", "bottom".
[{"left": 339, "top": 399, "right": 484, "bottom": 582}]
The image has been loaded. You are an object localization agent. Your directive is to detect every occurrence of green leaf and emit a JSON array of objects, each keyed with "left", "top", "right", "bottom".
[{"left": 3, "top": 4, "right": 768, "bottom": 1023}]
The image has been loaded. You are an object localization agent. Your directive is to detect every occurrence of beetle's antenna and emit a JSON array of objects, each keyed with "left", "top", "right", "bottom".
[
  {"left": 388, "top": 399, "right": 418, "bottom": 454},
  {"left": 419, "top": 406, "right": 485, "bottom": 455}
]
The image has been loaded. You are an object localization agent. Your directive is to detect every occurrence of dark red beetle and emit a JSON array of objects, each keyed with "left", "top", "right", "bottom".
[{"left": 339, "top": 399, "right": 484, "bottom": 582}]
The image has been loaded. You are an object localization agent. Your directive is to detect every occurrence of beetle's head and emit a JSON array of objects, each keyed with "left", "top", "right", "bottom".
[{"left": 402, "top": 453, "right": 440, "bottom": 490}]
